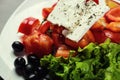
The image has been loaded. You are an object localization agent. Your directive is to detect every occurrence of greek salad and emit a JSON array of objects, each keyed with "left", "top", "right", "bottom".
[{"left": 12, "top": 0, "right": 120, "bottom": 80}]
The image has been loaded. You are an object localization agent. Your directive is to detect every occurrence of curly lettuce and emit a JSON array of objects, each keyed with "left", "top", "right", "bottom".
[{"left": 40, "top": 39, "right": 120, "bottom": 80}]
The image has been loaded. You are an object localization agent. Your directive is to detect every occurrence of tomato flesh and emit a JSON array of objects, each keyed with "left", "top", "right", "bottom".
[
  {"left": 65, "top": 38, "right": 78, "bottom": 49},
  {"left": 92, "top": 30, "right": 107, "bottom": 43},
  {"left": 65, "top": 30, "right": 95, "bottom": 48},
  {"left": 103, "top": 30, "right": 120, "bottom": 43},
  {"left": 38, "top": 21, "right": 51, "bottom": 34},
  {"left": 52, "top": 33, "right": 65, "bottom": 48},
  {"left": 18, "top": 17, "right": 40, "bottom": 35},
  {"left": 105, "top": 6, "right": 120, "bottom": 22},
  {"left": 22, "top": 32, "right": 53, "bottom": 57},
  {"left": 55, "top": 49, "right": 70, "bottom": 58}
]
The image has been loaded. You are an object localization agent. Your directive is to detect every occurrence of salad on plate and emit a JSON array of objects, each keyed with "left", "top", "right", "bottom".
[{"left": 12, "top": 0, "right": 120, "bottom": 80}]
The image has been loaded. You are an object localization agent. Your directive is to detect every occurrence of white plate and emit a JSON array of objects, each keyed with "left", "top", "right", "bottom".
[
  {"left": 1, "top": 0, "right": 120, "bottom": 80},
  {"left": 0, "top": 0, "right": 57, "bottom": 80}
]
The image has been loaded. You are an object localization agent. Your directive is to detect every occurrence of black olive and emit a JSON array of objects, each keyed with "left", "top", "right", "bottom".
[
  {"left": 0, "top": 76, "right": 4, "bottom": 80},
  {"left": 14, "top": 57, "right": 26, "bottom": 76},
  {"left": 12, "top": 41, "right": 24, "bottom": 52},
  {"left": 24, "top": 64, "right": 35, "bottom": 77},
  {"left": 15, "top": 67, "right": 25, "bottom": 76},
  {"left": 35, "top": 66, "right": 45, "bottom": 77},
  {"left": 41, "top": 74, "right": 52, "bottom": 80},
  {"left": 41, "top": 78, "right": 48, "bottom": 80},
  {"left": 27, "top": 54, "right": 40, "bottom": 66},
  {"left": 14, "top": 57, "right": 26, "bottom": 68},
  {"left": 25, "top": 73, "right": 38, "bottom": 80},
  {"left": 44, "top": 74, "right": 51, "bottom": 80}
]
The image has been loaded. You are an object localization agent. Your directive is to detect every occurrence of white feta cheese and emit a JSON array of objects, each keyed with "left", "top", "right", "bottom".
[{"left": 47, "top": 0, "right": 110, "bottom": 42}]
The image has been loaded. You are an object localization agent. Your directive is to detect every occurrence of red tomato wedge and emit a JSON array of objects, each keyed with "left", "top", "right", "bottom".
[
  {"left": 22, "top": 32, "right": 53, "bottom": 57},
  {"left": 38, "top": 21, "right": 51, "bottom": 34},
  {"left": 78, "top": 30, "right": 95, "bottom": 48},
  {"left": 55, "top": 49, "right": 70, "bottom": 58},
  {"left": 105, "top": 6, "right": 120, "bottom": 22},
  {"left": 50, "top": 25, "right": 65, "bottom": 34},
  {"left": 92, "top": 30, "right": 107, "bottom": 43},
  {"left": 103, "top": 30, "right": 120, "bottom": 43},
  {"left": 42, "top": 2, "right": 57, "bottom": 19},
  {"left": 65, "top": 30, "right": 95, "bottom": 49},
  {"left": 106, "top": 22, "right": 120, "bottom": 32},
  {"left": 55, "top": 45, "right": 70, "bottom": 58},
  {"left": 52, "top": 33, "right": 65, "bottom": 48},
  {"left": 92, "top": 29, "right": 120, "bottom": 43},
  {"left": 91, "top": 17, "right": 108, "bottom": 31},
  {"left": 42, "top": 3, "right": 57, "bottom": 19},
  {"left": 18, "top": 17, "right": 40, "bottom": 35},
  {"left": 65, "top": 38, "right": 78, "bottom": 49},
  {"left": 42, "top": 8, "right": 53, "bottom": 19}
]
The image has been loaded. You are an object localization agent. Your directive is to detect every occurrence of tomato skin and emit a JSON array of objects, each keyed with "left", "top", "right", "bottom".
[
  {"left": 55, "top": 49, "right": 70, "bottom": 58},
  {"left": 106, "top": 22, "right": 120, "bottom": 32},
  {"left": 85, "top": 30, "right": 95, "bottom": 42},
  {"left": 52, "top": 33, "right": 65, "bottom": 48},
  {"left": 78, "top": 30, "right": 95, "bottom": 48},
  {"left": 55, "top": 45, "right": 70, "bottom": 58},
  {"left": 78, "top": 38, "right": 90, "bottom": 48},
  {"left": 91, "top": 17, "right": 107, "bottom": 31},
  {"left": 42, "top": 3, "right": 56, "bottom": 19},
  {"left": 65, "top": 38, "right": 78, "bottom": 49},
  {"left": 92, "top": 30, "right": 107, "bottom": 43},
  {"left": 22, "top": 32, "right": 53, "bottom": 57},
  {"left": 42, "top": 8, "right": 53, "bottom": 19},
  {"left": 103, "top": 30, "right": 120, "bottom": 43},
  {"left": 18, "top": 17, "right": 40, "bottom": 35},
  {"left": 50, "top": 25, "right": 65, "bottom": 34},
  {"left": 105, "top": 6, "right": 120, "bottom": 22},
  {"left": 92, "top": 29, "right": 120, "bottom": 43},
  {"left": 38, "top": 21, "right": 51, "bottom": 34},
  {"left": 65, "top": 30, "right": 95, "bottom": 48}
]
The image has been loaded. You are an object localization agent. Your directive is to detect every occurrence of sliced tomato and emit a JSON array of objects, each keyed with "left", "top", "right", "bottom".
[
  {"left": 78, "top": 30, "right": 95, "bottom": 48},
  {"left": 106, "top": 22, "right": 120, "bottom": 32},
  {"left": 55, "top": 49, "right": 70, "bottom": 58},
  {"left": 91, "top": 17, "right": 107, "bottom": 31},
  {"left": 78, "top": 38, "right": 90, "bottom": 48},
  {"left": 65, "top": 38, "right": 78, "bottom": 49},
  {"left": 52, "top": 33, "right": 65, "bottom": 48},
  {"left": 55, "top": 44, "right": 77, "bottom": 58},
  {"left": 85, "top": 30, "right": 95, "bottom": 42},
  {"left": 42, "top": 8, "right": 53, "bottom": 19},
  {"left": 18, "top": 17, "right": 40, "bottom": 35},
  {"left": 42, "top": 2, "right": 57, "bottom": 19},
  {"left": 92, "top": 30, "right": 107, "bottom": 43},
  {"left": 55, "top": 45, "right": 70, "bottom": 58},
  {"left": 50, "top": 25, "right": 65, "bottom": 34},
  {"left": 22, "top": 32, "right": 53, "bottom": 57},
  {"left": 103, "top": 30, "right": 120, "bottom": 43},
  {"left": 105, "top": 6, "right": 120, "bottom": 22},
  {"left": 65, "top": 30, "right": 95, "bottom": 48},
  {"left": 38, "top": 21, "right": 51, "bottom": 34}
]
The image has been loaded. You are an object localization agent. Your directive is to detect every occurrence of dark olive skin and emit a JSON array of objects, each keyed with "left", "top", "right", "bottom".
[{"left": 12, "top": 41, "right": 24, "bottom": 52}]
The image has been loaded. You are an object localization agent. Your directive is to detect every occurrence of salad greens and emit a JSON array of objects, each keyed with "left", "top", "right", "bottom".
[{"left": 40, "top": 39, "right": 120, "bottom": 80}]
